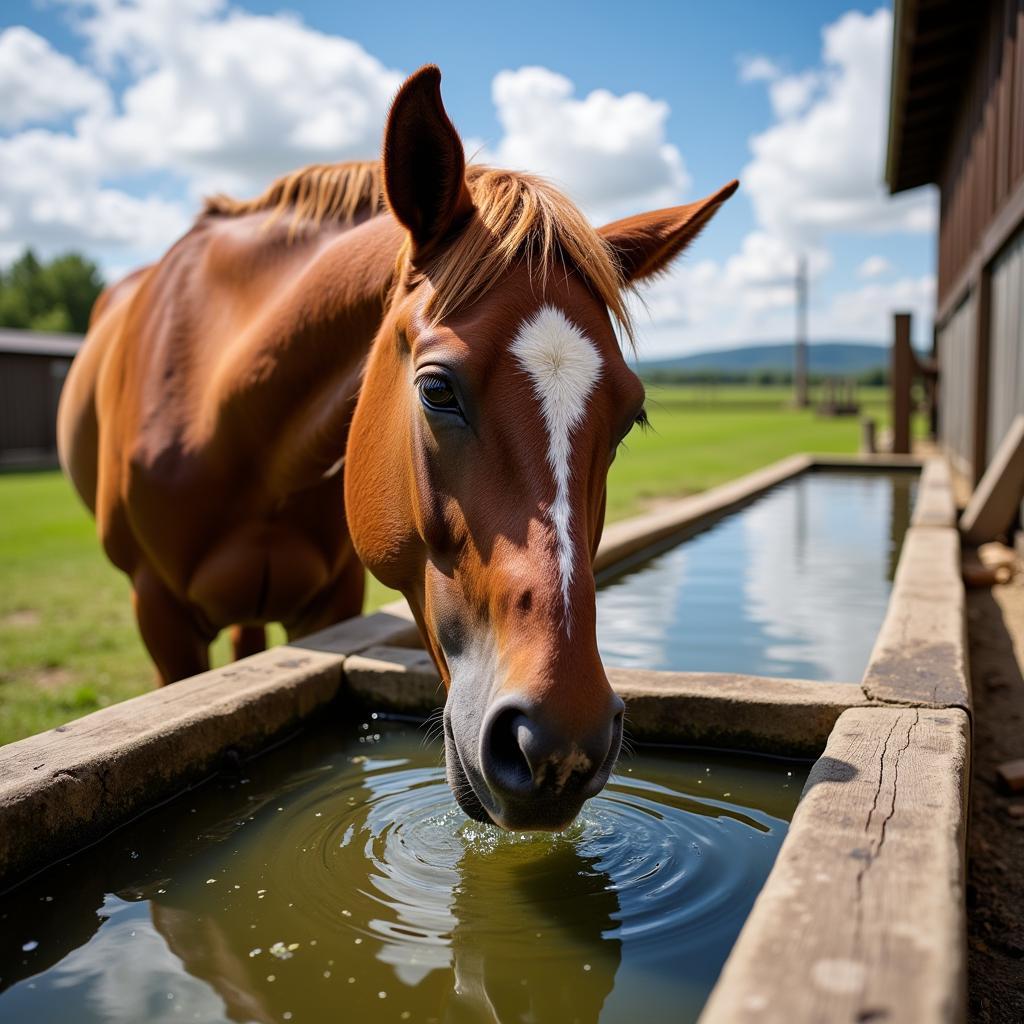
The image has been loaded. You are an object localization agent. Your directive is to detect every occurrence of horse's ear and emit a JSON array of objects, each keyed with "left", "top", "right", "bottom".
[
  {"left": 382, "top": 65, "right": 474, "bottom": 256},
  {"left": 598, "top": 180, "right": 739, "bottom": 283}
]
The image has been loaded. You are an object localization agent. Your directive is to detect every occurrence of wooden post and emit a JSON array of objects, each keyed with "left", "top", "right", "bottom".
[
  {"left": 861, "top": 418, "right": 878, "bottom": 454},
  {"left": 971, "top": 267, "right": 992, "bottom": 484},
  {"left": 892, "top": 312, "right": 912, "bottom": 454}
]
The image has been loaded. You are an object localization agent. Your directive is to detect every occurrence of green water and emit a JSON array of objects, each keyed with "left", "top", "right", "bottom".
[{"left": 0, "top": 718, "right": 807, "bottom": 1024}]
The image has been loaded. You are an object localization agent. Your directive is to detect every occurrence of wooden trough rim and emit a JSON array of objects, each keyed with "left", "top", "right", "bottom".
[{"left": 0, "top": 452, "right": 970, "bottom": 1024}]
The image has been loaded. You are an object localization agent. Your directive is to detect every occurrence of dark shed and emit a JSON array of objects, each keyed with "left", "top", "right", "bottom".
[
  {"left": 0, "top": 328, "right": 82, "bottom": 467},
  {"left": 888, "top": 0, "right": 1024, "bottom": 485}
]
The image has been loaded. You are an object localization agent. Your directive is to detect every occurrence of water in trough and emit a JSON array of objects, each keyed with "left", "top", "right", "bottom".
[
  {"left": 597, "top": 469, "right": 918, "bottom": 681},
  {"left": 0, "top": 468, "right": 915, "bottom": 1022},
  {"left": 0, "top": 719, "right": 805, "bottom": 1024}
]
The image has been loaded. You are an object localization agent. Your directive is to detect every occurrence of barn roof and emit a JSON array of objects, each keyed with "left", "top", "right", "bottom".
[
  {"left": 886, "top": 0, "right": 986, "bottom": 194},
  {"left": 0, "top": 328, "right": 82, "bottom": 358}
]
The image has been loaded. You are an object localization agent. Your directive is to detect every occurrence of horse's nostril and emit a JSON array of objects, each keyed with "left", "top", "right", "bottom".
[{"left": 482, "top": 705, "right": 535, "bottom": 795}]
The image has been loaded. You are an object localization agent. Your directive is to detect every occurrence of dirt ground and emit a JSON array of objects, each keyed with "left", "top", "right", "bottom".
[{"left": 967, "top": 570, "right": 1024, "bottom": 1021}]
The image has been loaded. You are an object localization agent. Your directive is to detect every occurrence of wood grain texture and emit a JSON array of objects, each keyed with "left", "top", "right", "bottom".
[
  {"left": 0, "top": 646, "right": 344, "bottom": 888},
  {"left": 0, "top": 609, "right": 419, "bottom": 889},
  {"left": 861, "top": 526, "right": 970, "bottom": 710},
  {"left": 342, "top": 649, "right": 867, "bottom": 756},
  {"left": 700, "top": 706, "right": 970, "bottom": 1024},
  {"left": 912, "top": 456, "right": 959, "bottom": 529}
]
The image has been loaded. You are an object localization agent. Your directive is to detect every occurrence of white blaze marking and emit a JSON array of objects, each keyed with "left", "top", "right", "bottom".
[{"left": 510, "top": 305, "right": 602, "bottom": 623}]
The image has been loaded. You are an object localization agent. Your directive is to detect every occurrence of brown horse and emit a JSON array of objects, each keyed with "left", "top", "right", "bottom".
[{"left": 58, "top": 66, "right": 735, "bottom": 830}]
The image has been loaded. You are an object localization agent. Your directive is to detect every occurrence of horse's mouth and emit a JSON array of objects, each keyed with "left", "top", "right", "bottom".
[{"left": 443, "top": 717, "right": 497, "bottom": 826}]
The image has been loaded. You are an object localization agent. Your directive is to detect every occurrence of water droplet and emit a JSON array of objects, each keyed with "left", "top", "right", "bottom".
[
  {"left": 378, "top": 991, "right": 387, "bottom": 999},
  {"left": 267, "top": 974, "right": 276, "bottom": 983},
  {"left": 323, "top": 970, "right": 331, "bottom": 978},
  {"left": 21, "top": 941, "right": 38, "bottom": 953},
  {"left": 205, "top": 879, "right": 216, "bottom": 885},
  {"left": 347, "top": 977, "right": 355, "bottom": 984},
  {"left": 583, "top": 964, "right": 591, "bottom": 972},
  {"left": 249, "top": 948, "right": 261, "bottom": 958}
]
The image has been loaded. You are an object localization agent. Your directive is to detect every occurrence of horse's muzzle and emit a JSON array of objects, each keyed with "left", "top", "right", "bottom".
[{"left": 452, "top": 693, "right": 624, "bottom": 831}]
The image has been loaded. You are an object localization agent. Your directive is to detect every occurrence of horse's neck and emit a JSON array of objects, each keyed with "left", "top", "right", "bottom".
[{"left": 223, "top": 213, "right": 405, "bottom": 495}]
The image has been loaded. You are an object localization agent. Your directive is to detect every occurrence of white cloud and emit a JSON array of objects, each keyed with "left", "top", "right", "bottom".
[
  {"left": 632, "top": 259, "right": 934, "bottom": 358},
  {"left": 737, "top": 55, "right": 781, "bottom": 83},
  {"left": 825, "top": 273, "right": 934, "bottom": 340},
  {"left": 484, "top": 66, "right": 691, "bottom": 222},
  {"left": 0, "top": 26, "right": 110, "bottom": 129},
  {"left": 626, "top": 8, "right": 937, "bottom": 359},
  {"left": 857, "top": 254, "right": 894, "bottom": 278},
  {"left": 0, "top": 0, "right": 402, "bottom": 267},
  {"left": 67, "top": 0, "right": 404, "bottom": 198},
  {"left": 0, "top": 128, "right": 190, "bottom": 266},
  {"left": 741, "top": 9, "right": 936, "bottom": 246}
]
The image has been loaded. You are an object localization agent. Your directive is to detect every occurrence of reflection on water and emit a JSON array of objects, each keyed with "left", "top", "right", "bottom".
[
  {"left": 0, "top": 721, "right": 806, "bottom": 1024},
  {"left": 597, "top": 470, "right": 917, "bottom": 682}
]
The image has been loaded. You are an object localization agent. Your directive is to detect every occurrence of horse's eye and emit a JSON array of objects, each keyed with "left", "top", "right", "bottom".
[{"left": 418, "top": 374, "right": 460, "bottom": 413}]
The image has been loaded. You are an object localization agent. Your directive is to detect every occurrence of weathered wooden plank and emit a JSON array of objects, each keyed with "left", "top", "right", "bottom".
[
  {"left": 609, "top": 669, "right": 866, "bottom": 756},
  {"left": 344, "top": 645, "right": 446, "bottom": 715},
  {"left": 290, "top": 606, "right": 422, "bottom": 654},
  {"left": 342, "top": 649, "right": 867, "bottom": 756},
  {"left": 700, "top": 706, "right": 970, "bottom": 1024},
  {"left": 0, "top": 646, "right": 345, "bottom": 888},
  {"left": 861, "top": 526, "right": 970, "bottom": 709},
  {"left": 913, "top": 456, "right": 959, "bottom": 529},
  {"left": 960, "top": 414, "right": 1024, "bottom": 544}
]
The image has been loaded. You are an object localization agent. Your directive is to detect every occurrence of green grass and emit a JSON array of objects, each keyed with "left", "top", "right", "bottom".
[{"left": 0, "top": 383, "right": 904, "bottom": 746}]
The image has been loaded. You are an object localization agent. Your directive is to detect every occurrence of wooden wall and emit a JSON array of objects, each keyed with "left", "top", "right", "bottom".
[
  {"left": 988, "top": 227, "right": 1024, "bottom": 459},
  {"left": 0, "top": 354, "right": 70, "bottom": 464},
  {"left": 936, "top": 291, "right": 978, "bottom": 481},
  {"left": 937, "top": 0, "right": 1024, "bottom": 307}
]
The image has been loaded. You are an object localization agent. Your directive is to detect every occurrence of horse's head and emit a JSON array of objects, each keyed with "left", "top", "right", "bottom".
[{"left": 347, "top": 67, "right": 736, "bottom": 830}]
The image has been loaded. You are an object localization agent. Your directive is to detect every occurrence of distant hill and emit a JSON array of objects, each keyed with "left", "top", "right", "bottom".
[{"left": 640, "top": 342, "right": 890, "bottom": 376}]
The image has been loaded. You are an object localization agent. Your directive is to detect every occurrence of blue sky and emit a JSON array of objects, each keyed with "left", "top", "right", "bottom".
[{"left": 0, "top": 0, "right": 937, "bottom": 355}]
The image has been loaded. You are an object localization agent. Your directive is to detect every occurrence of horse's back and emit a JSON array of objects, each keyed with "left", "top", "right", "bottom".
[{"left": 58, "top": 266, "right": 150, "bottom": 514}]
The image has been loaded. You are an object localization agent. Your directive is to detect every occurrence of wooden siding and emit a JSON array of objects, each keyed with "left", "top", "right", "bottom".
[
  {"left": 936, "top": 291, "right": 978, "bottom": 479},
  {"left": 938, "top": 0, "right": 1024, "bottom": 305},
  {"left": 988, "top": 226, "right": 1024, "bottom": 462},
  {"left": 0, "top": 353, "right": 70, "bottom": 462}
]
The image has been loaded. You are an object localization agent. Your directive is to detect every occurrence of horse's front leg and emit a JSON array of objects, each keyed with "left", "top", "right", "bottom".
[{"left": 132, "top": 564, "right": 214, "bottom": 685}]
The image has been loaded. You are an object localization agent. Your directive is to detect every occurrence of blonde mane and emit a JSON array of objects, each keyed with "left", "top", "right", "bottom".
[{"left": 203, "top": 160, "right": 633, "bottom": 341}]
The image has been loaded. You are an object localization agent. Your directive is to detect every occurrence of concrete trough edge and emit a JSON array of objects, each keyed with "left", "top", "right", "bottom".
[
  {"left": 0, "top": 609, "right": 418, "bottom": 890},
  {"left": 860, "top": 458, "right": 970, "bottom": 712},
  {"left": 342, "top": 647, "right": 869, "bottom": 757},
  {"left": 699, "top": 705, "right": 970, "bottom": 1024}
]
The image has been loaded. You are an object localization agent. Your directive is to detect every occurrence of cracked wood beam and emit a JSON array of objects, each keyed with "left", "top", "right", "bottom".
[
  {"left": 0, "top": 608, "right": 418, "bottom": 890},
  {"left": 861, "top": 526, "right": 970, "bottom": 710},
  {"left": 700, "top": 706, "right": 970, "bottom": 1024},
  {"left": 342, "top": 648, "right": 869, "bottom": 756}
]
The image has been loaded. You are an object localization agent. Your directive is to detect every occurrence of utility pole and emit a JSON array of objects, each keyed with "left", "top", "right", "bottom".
[{"left": 794, "top": 254, "right": 809, "bottom": 408}]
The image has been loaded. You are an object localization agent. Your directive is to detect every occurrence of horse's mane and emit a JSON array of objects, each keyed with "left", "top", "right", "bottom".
[{"left": 202, "top": 160, "right": 633, "bottom": 341}]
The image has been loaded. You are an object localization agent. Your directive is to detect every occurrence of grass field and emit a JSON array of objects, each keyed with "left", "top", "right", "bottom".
[{"left": 0, "top": 383, "right": 900, "bottom": 746}]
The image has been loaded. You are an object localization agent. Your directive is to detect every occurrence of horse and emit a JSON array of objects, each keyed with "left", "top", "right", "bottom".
[{"left": 58, "top": 65, "right": 736, "bottom": 830}]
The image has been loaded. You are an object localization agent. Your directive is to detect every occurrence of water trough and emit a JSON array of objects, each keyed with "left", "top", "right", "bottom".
[{"left": 0, "top": 453, "right": 970, "bottom": 1023}]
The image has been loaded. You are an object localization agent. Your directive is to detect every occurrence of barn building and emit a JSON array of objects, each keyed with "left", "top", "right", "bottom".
[
  {"left": 887, "top": 0, "right": 1024, "bottom": 488},
  {"left": 0, "top": 328, "right": 82, "bottom": 467}
]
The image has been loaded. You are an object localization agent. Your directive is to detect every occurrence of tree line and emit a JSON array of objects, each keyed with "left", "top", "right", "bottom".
[{"left": 0, "top": 249, "right": 105, "bottom": 335}]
